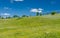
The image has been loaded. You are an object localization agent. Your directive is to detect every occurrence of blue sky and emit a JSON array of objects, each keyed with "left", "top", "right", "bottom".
[{"left": 0, "top": 0, "right": 60, "bottom": 16}]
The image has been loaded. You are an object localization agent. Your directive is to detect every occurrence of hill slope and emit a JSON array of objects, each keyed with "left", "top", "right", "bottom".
[{"left": 0, "top": 14, "right": 60, "bottom": 38}]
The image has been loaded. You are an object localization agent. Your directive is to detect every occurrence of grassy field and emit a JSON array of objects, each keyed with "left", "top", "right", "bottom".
[{"left": 0, "top": 14, "right": 60, "bottom": 38}]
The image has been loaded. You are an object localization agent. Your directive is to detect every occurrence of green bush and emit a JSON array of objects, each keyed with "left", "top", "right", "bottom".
[
  {"left": 13, "top": 15, "right": 20, "bottom": 18},
  {"left": 51, "top": 11, "right": 56, "bottom": 15},
  {"left": 22, "top": 15, "right": 28, "bottom": 17}
]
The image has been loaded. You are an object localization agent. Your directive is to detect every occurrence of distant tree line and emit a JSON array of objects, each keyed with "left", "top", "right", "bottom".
[
  {"left": 0, "top": 11, "right": 57, "bottom": 19},
  {"left": 36, "top": 11, "right": 57, "bottom": 16},
  {"left": 0, "top": 14, "right": 28, "bottom": 19}
]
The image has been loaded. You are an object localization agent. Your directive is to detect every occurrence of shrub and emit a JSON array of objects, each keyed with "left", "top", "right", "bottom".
[
  {"left": 51, "top": 11, "right": 56, "bottom": 15},
  {"left": 13, "top": 15, "right": 20, "bottom": 18},
  {"left": 22, "top": 15, "right": 28, "bottom": 17}
]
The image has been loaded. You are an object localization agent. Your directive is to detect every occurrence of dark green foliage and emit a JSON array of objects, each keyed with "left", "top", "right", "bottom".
[
  {"left": 22, "top": 15, "right": 28, "bottom": 17},
  {"left": 13, "top": 15, "right": 20, "bottom": 18},
  {"left": 40, "top": 13, "right": 42, "bottom": 16},
  {"left": 36, "top": 12, "right": 39, "bottom": 16},
  {"left": 51, "top": 11, "right": 56, "bottom": 15},
  {"left": 36, "top": 12, "right": 42, "bottom": 16}
]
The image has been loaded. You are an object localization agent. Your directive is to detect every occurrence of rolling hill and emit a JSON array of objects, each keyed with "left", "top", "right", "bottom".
[{"left": 0, "top": 14, "right": 60, "bottom": 38}]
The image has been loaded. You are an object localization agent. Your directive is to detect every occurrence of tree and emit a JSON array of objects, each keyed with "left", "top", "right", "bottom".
[
  {"left": 39, "top": 13, "right": 42, "bottom": 16},
  {"left": 1, "top": 17, "right": 4, "bottom": 19},
  {"left": 36, "top": 12, "right": 39, "bottom": 16},
  {"left": 22, "top": 15, "right": 28, "bottom": 17},
  {"left": 13, "top": 15, "right": 19, "bottom": 18},
  {"left": 51, "top": 11, "right": 56, "bottom": 15}
]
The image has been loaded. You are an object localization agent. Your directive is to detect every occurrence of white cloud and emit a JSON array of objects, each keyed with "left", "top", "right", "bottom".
[
  {"left": 1, "top": 13, "right": 10, "bottom": 16},
  {"left": 39, "top": 8, "right": 43, "bottom": 11},
  {"left": 38, "top": 8, "right": 43, "bottom": 13},
  {"left": 10, "top": 0, "right": 24, "bottom": 3},
  {"left": 14, "top": 0, "right": 24, "bottom": 1},
  {"left": 38, "top": 11, "right": 42, "bottom": 13},
  {"left": 30, "top": 8, "right": 43, "bottom": 13},
  {"left": 30, "top": 9, "right": 38, "bottom": 12}
]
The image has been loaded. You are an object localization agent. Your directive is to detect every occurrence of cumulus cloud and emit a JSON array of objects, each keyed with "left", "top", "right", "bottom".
[
  {"left": 30, "top": 8, "right": 43, "bottom": 13},
  {"left": 30, "top": 9, "right": 38, "bottom": 12},
  {"left": 1, "top": 13, "right": 10, "bottom": 16},
  {"left": 38, "top": 8, "right": 43, "bottom": 13}
]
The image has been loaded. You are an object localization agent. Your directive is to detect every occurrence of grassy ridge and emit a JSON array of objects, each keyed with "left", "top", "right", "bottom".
[{"left": 0, "top": 14, "right": 60, "bottom": 38}]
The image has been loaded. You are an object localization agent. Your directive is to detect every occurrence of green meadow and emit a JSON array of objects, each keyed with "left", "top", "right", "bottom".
[{"left": 0, "top": 14, "right": 60, "bottom": 38}]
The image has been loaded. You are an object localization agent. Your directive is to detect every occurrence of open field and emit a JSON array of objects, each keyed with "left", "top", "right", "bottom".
[{"left": 0, "top": 14, "right": 60, "bottom": 38}]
